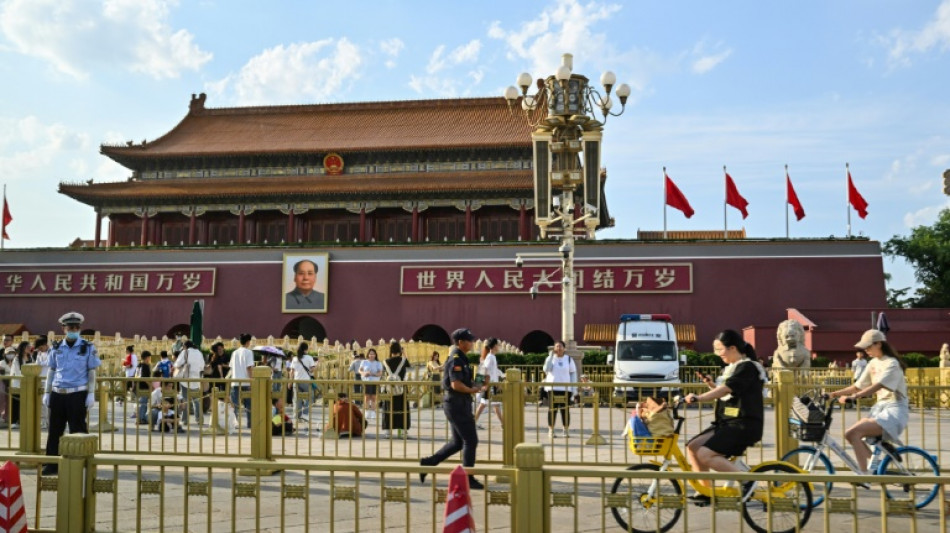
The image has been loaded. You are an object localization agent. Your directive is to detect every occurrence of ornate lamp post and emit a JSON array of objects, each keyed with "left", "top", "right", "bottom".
[{"left": 505, "top": 53, "right": 630, "bottom": 358}]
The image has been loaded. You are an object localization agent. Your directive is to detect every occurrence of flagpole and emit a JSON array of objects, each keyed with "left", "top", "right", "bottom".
[
  {"left": 846, "top": 162, "right": 851, "bottom": 238},
  {"left": 662, "top": 167, "right": 668, "bottom": 239},
  {"left": 1, "top": 184, "right": 5, "bottom": 252},
  {"left": 785, "top": 164, "right": 790, "bottom": 239},
  {"left": 723, "top": 166, "right": 728, "bottom": 239}
]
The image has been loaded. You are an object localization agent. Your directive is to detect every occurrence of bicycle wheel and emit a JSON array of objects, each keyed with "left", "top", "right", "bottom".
[
  {"left": 780, "top": 446, "right": 835, "bottom": 507},
  {"left": 609, "top": 464, "right": 682, "bottom": 533},
  {"left": 742, "top": 462, "right": 813, "bottom": 533},
  {"left": 877, "top": 446, "right": 940, "bottom": 509}
]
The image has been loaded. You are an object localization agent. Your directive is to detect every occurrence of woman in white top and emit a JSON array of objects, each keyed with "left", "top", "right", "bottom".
[
  {"left": 830, "top": 329, "right": 909, "bottom": 473},
  {"left": 543, "top": 340, "right": 577, "bottom": 438},
  {"left": 473, "top": 338, "right": 503, "bottom": 430},
  {"left": 359, "top": 348, "right": 383, "bottom": 418}
]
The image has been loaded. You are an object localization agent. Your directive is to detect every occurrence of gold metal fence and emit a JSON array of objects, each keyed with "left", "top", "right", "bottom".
[{"left": 7, "top": 440, "right": 947, "bottom": 532}]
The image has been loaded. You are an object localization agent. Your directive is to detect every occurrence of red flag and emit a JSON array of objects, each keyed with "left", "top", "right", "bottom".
[
  {"left": 724, "top": 173, "right": 749, "bottom": 219},
  {"left": 847, "top": 170, "right": 868, "bottom": 219},
  {"left": 786, "top": 171, "right": 805, "bottom": 221},
  {"left": 1, "top": 198, "right": 11, "bottom": 241},
  {"left": 664, "top": 173, "right": 694, "bottom": 218}
]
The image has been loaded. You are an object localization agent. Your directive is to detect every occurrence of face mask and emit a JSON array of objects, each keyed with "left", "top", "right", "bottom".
[
  {"left": 66, "top": 331, "right": 80, "bottom": 341},
  {"left": 4, "top": 354, "right": 12, "bottom": 361}
]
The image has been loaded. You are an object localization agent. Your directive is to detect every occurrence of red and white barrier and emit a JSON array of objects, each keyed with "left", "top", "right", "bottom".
[
  {"left": 443, "top": 465, "right": 475, "bottom": 533},
  {"left": 0, "top": 462, "right": 27, "bottom": 533}
]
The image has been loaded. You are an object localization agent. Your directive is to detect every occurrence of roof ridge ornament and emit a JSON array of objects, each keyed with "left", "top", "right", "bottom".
[{"left": 189, "top": 93, "right": 207, "bottom": 115}]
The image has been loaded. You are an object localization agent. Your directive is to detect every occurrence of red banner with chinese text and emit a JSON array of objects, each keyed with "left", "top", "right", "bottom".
[
  {"left": 0, "top": 268, "right": 216, "bottom": 297},
  {"left": 401, "top": 263, "right": 692, "bottom": 294}
]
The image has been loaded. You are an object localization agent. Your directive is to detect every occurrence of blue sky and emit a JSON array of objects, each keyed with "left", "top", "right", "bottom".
[{"left": 1, "top": 0, "right": 948, "bottom": 297}]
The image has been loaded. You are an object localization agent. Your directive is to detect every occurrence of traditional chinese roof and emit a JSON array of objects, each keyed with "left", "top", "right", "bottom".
[
  {"left": 637, "top": 230, "right": 746, "bottom": 240},
  {"left": 100, "top": 94, "right": 533, "bottom": 169},
  {"left": 582, "top": 323, "right": 696, "bottom": 346},
  {"left": 59, "top": 170, "right": 533, "bottom": 206}
]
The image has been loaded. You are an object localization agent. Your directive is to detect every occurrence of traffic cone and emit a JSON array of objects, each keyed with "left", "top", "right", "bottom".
[
  {"left": 443, "top": 465, "right": 476, "bottom": 533},
  {"left": 0, "top": 462, "right": 27, "bottom": 533}
]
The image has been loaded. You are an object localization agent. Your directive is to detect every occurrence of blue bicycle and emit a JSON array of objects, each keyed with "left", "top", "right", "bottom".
[{"left": 782, "top": 393, "right": 940, "bottom": 509}]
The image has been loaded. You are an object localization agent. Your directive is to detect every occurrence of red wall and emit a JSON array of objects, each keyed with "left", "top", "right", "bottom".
[{"left": 0, "top": 240, "right": 890, "bottom": 352}]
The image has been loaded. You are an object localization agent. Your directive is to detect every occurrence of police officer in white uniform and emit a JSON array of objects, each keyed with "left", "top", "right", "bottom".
[{"left": 42, "top": 312, "right": 101, "bottom": 475}]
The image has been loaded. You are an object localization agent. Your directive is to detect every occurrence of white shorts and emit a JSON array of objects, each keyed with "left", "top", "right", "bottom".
[{"left": 869, "top": 399, "right": 909, "bottom": 443}]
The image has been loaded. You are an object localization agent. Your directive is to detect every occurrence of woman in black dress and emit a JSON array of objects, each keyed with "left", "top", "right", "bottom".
[{"left": 381, "top": 341, "right": 411, "bottom": 438}]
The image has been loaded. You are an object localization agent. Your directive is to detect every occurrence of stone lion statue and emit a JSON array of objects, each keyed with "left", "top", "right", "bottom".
[
  {"left": 772, "top": 320, "right": 810, "bottom": 368},
  {"left": 940, "top": 343, "right": 950, "bottom": 367}
]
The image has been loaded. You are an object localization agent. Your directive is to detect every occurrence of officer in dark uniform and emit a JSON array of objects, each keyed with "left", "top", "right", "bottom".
[
  {"left": 419, "top": 328, "right": 486, "bottom": 490},
  {"left": 42, "top": 311, "right": 102, "bottom": 475}
]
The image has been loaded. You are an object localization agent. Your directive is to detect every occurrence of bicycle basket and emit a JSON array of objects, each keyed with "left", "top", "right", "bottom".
[
  {"left": 629, "top": 435, "right": 674, "bottom": 456},
  {"left": 789, "top": 419, "right": 826, "bottom": 442},
  {"left": 791, "top": 396, "right": 826, "bottom": 424}
]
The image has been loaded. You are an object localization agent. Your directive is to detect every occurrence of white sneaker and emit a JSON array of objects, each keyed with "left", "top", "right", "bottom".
[
  {"left": 476, "top": 423, "right": 486, "bottom": 430},
  {"left": 559, "top": 430, "right": 568, "bottom": 438},
  {"left": 548, "top": 428, "right": 554, "bottom": 439}
]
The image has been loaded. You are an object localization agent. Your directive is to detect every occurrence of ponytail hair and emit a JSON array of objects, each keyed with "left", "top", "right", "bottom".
[
  {"left": 879, "top": 341, "right": 907, "bottom": 371},
  {"left": 715, "top": 329, "right": 759, "bottom": 363}
]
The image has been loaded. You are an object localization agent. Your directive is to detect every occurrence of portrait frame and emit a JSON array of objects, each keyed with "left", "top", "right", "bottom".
[{"left": 282, "top": 253, "right": 329, "bottom": 313}]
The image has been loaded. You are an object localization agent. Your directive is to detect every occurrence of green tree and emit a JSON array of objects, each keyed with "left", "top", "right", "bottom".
[{"left": 883, "top": 208, "right": 950, "bottom": 307}]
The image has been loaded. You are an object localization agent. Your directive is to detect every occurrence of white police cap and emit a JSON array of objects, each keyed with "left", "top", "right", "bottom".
[{"left": 58, "top": 312, "right": 85, "bottom": 326}]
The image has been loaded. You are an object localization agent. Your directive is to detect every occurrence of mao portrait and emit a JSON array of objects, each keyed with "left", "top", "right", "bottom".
[{"left": 282, "top": 253, "right": 329, "bottom": 313}]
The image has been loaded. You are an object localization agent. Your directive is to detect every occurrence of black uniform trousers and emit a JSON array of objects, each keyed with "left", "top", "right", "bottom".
[
  {"left": 423, "top": 395, "right": 478, "bottom": 467},
  {"left": 46, "top": 391, "right": 88, "bottom": 457}
]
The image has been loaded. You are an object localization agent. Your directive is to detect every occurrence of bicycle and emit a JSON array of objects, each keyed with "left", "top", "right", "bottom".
[
  {"left": 609, "top": 398, "right": 813, "bottom": 533},
  {"left": 782, "top": 393, "right": 940, "bottom": 509}
]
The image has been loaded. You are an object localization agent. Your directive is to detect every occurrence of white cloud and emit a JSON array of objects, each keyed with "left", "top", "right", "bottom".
[
  {"left": 690, "top": 41, "right": 732, "bottom": 74},
  {"left": 931, "top": 154, "right": 950, "bottom": 166},
  {"left": 425, "top": 40, "right": 481, "bottom": 74},
  {"left": 379, "top": 38, "right": 404, "bottom": 57},
  {"left": 0, "top": 0, "right": 211, "bottom": 79},
  {"left": 0, "top": 116, "right": 90, "bottom": 179},
  {"left": 885, "top": 0, "right": 950, "bottom": 67},
  {"left": 380, "top": 38, "right": 404, "bottom": 69},
  {"left": 208, "top": 39, "right": 364, "bottom": 106},
  {"left": 488, "top": 0, "right": 621, "bottom": 78},
  {"left": 903, "top": 200, "right": 950, "bottom": 227}
]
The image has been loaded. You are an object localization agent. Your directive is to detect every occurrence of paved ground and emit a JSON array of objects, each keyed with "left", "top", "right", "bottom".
[{"left": 7, "top": 398, "right": 950, "bottom": 532}]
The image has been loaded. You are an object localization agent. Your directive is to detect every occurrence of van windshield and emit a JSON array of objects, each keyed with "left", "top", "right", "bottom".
[{"left": 616, "top": 341, "right": 678, "bottom": 362}]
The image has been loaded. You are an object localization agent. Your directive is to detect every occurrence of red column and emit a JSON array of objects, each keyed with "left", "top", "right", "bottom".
[
  {"left": 519, "top": 204, "right": 528, "bottom": 241},
  {"left": 188, "top": 209, "right": 196, "bottom": 245},
  {"left": 359, "top": 207, "right": 366, "bottom": 242},
  {"left": 94, "top": 211, "right": 102, "bottom": 247},
  {"left": 411, "top": 206, "right": 418, "bottom": 242},
  {"left": 464, "top": 205, "right": 472, "bottom": 241},
  {"left": 238, "top": 207, "right": 246, "bottom": 244},
  {"left": 139, "top": 212, "right": 148, "bottom": 246},
  {"left": 287, "top": 210, "right": 295, "bottom": 243}
]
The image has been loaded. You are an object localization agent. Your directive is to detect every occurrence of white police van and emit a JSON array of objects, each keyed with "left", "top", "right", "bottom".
[{"left": 607, "top": 314, "right": 682, "bottom": 399}]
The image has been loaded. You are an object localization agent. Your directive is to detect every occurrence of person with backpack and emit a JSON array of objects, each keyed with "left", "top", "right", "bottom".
[
  {"left": 173, "top": 340, "right": 205, "bottom": 427},
  {"left": 289, "top": 342, "right": 315, "bottom": 422},
  {"left": 381, "top": 341, "right": 410, "bottom": 438},
  {"left": 154, "top": 351, "right": 173, "bottom": 379}
]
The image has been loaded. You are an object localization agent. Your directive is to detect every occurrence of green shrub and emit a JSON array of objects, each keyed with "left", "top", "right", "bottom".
[
  {"left": 903, "top": 352, "right": 938, "bottom": 368},
  {"left": 582, "top": 350, "right": 609, "bottom": 365},
  {"left": 813, "top": 356, "right": 830, "bottom": 368}
]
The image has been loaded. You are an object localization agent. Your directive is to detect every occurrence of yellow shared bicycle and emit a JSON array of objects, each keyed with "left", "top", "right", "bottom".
[{"left": 609, "top": 399, "right": 813, "bottom": 533}]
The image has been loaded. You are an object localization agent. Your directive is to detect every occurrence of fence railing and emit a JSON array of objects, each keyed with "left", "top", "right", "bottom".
[
  {"left": 2, "top": 367, "right": 948, "bottom": 474},
  {"left": 8, "top": 439, "right": 947, "bottom": 532}
]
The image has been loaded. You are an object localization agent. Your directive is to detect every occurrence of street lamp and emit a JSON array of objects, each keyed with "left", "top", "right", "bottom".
[{"left": 505, "top": 53, "right": 630, "bottom": 357}]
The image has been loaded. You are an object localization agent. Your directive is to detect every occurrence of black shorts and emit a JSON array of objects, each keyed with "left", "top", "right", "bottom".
[
  {"left": 694, "top": 423, "right": 758, "bottom": 458},
  {"left": 364, "top": 384, "right": 377, "bottom": 395}
]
